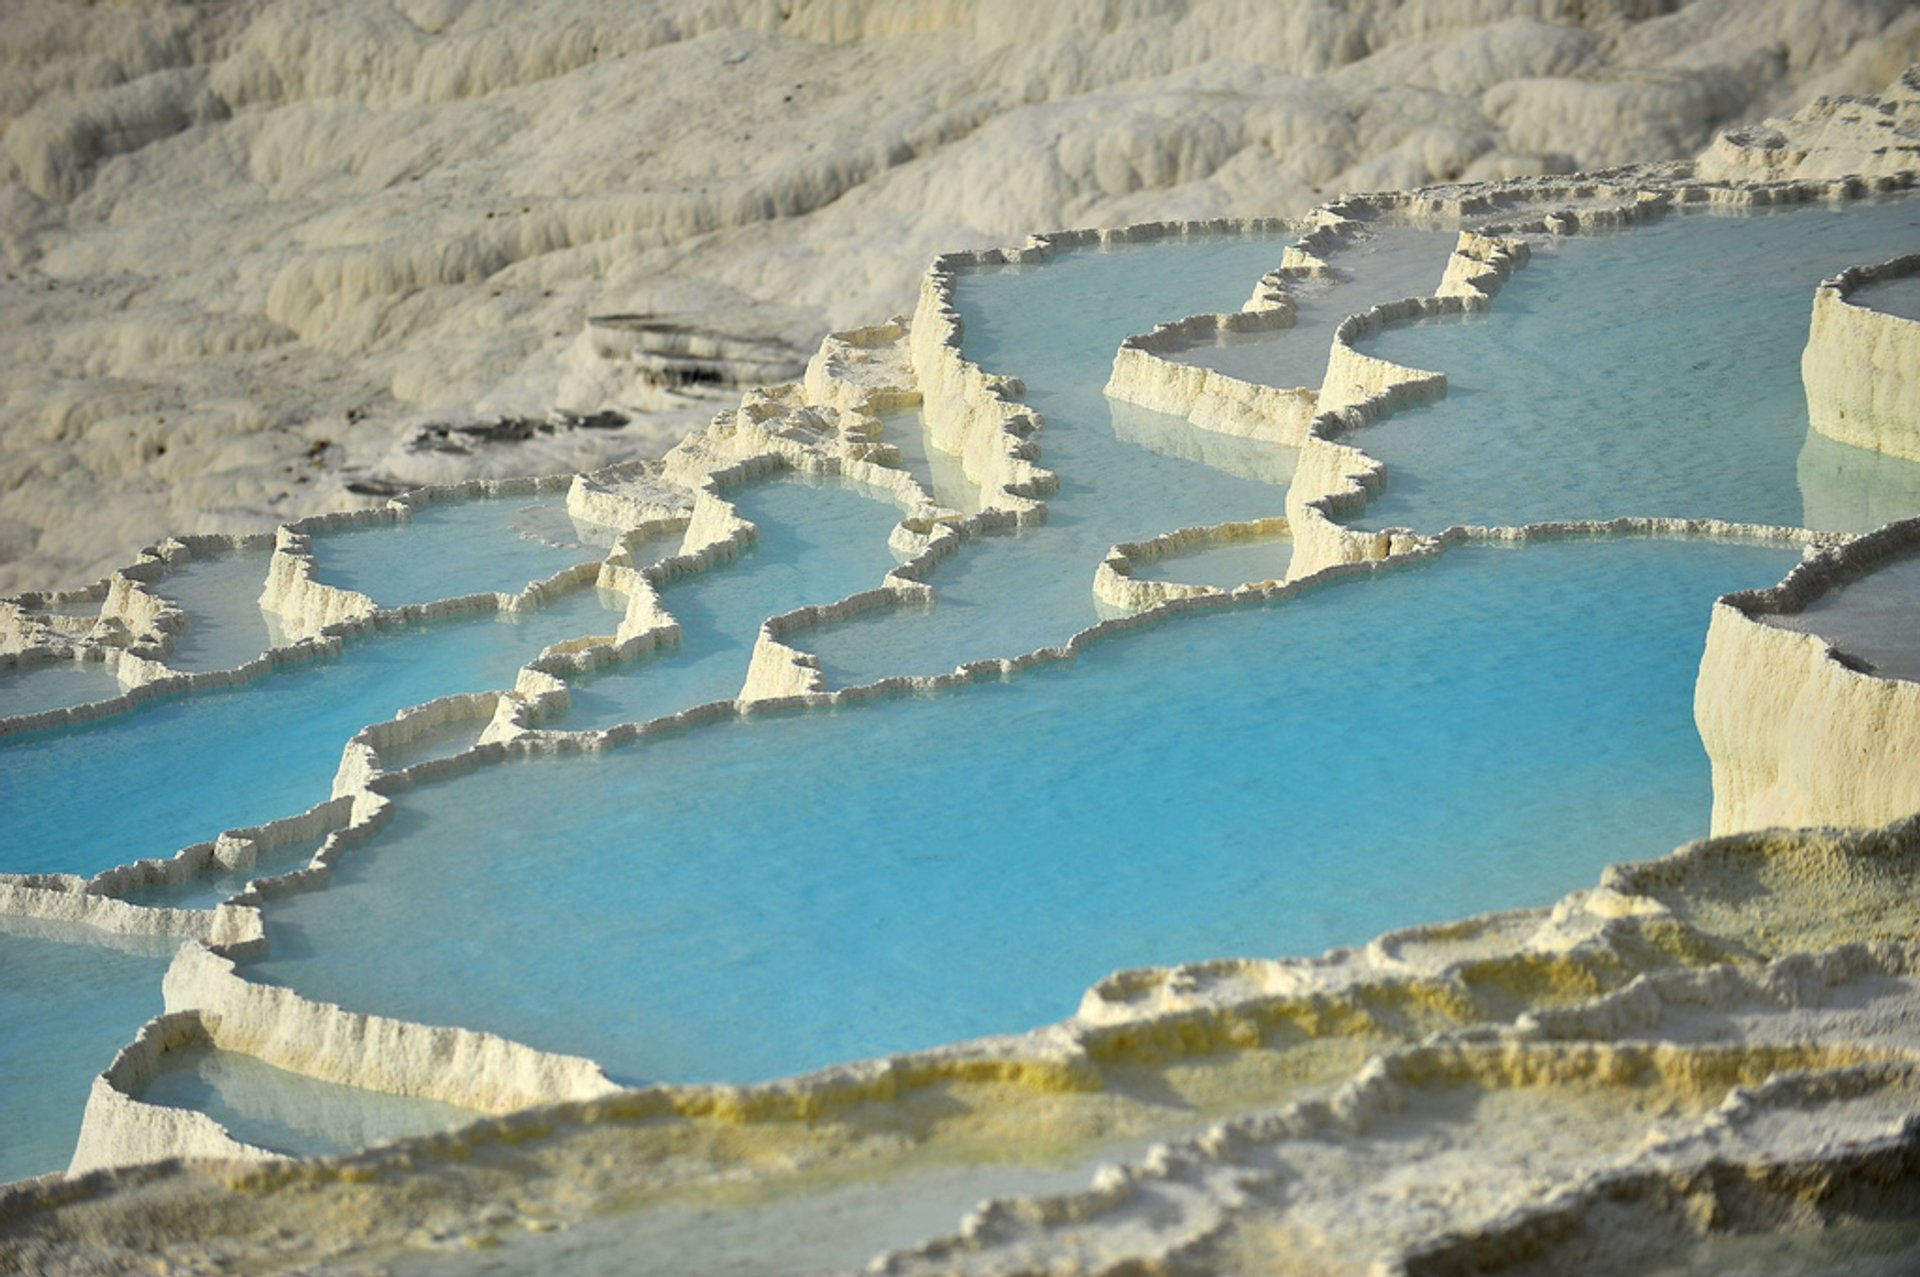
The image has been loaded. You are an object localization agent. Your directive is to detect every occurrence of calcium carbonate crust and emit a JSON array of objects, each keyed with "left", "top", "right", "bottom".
[
  {"left": 6, "top": 78, "right": 1920, "bottom": 1276},
  {"left": 1696, "top": 515, "right": 1920, "bottom": 837},
  {"left": 1803, "top": 252, "right": 1920, "bottom": 461}
]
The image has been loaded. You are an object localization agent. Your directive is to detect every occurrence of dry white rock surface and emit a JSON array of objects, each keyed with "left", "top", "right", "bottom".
[{"left": 4, "top": 0, "right": 1920, "bottom": 593}]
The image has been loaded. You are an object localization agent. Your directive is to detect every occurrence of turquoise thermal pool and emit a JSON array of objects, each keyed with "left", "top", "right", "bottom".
[
  {"left": 246, "top": 540, "right": 1795, "bottom": 1085},
  {"left": 558, "top": 475, "right": 906, "bottom": 729},
  {"left": 802, "top": 236, "right": 1301, "bottom": 685},
  {"left": 0, "top": 921, "right": 173, "bottom": 1183},
  {"left": 1171, "top": 225, "right": 1460, "bottom": 389},
  {"left": 1764, "top": 548, "right": 1920, "bottom": 681},
  {"left": 134, "top": 1046, "right": 477, "bottom": 1159},
  {"left": 1348, "top": 199, "right": 1920, "bottom": 534},
  {"left": 308, "top": 498, "right": 616, "bottom": 607},
  {"left": 0, "top": 585, "right": 624, "bottom": 879}
]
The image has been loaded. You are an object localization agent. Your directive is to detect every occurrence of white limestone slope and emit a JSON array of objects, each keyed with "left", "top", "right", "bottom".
[{"left": 4, "top": 0, "right": 1919, "bottom": 593}]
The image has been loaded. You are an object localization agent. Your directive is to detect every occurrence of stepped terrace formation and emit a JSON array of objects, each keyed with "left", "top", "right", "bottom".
[{"left": 3, "top": 25, "right": 1920, "bottom": 1277}]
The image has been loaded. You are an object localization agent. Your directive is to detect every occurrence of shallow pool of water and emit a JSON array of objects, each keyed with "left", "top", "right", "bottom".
[
  {"left": 148, "top": 547, "right": 287, "bottom": 674},
  {"left": 135, "top": 1044, "right": 477, "bottom": 1158},
  {"left": 246, "top": 539, "right": 1794, "bottom": 1086},
  {"left": 801, "top": 236, "right": 1300, "bottom": 685},
  {"left": 0, "top": 660, "right": 122, "bottom": 721},
  {"left": 1128, "top": 536, "right": 1294, "bottom": 590},
  {"left": 1853, "top": 271, "right": 1920, "bottom": 322},
  {"left": 370, "top": 719, "right": 489, "bottom": 771},
  {"left": 0, "top": 587, "right": 623, "bottom": 880},
  {"left": 881, "top": 408, "right": 982, "bottom": 514},
  {"left": 1348, "top": 199, "right": 1920, "bottom": 533},
  {"left": 309, "top": 499, "right": 617, "bottom": 608},
  {"left": 1763, "top": 548, "right": 1920, "bottom": 681},
  {"left": 0, "top": 919, "right": 175, "bottom": 1182},
  {"left": 1172, "top": 225, "right": 1460, "bottom": 389},
  {"left": 557, "top": 475, "right": 907, "bottom": 729},
  {"left": 122, "top": 830, "right": 337, "bottom": 912}
]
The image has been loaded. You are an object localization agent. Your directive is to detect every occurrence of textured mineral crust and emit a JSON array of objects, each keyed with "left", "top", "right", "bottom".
[
  {"left": 1804, "top": 252, "right": 1920, "bottom": 461},
  {"left": 3, "top": 25, "right": 1920, "bottom": 1277}
]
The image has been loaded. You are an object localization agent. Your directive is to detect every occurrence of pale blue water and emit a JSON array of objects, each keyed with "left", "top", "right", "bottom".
[
  {"left": 136, "top": 1045, "right": 475, "bottom": 1158},
  {"left": 1854, "top": 271, "right": 1920, "bottom": 322},
  {"left": 370, "top": 719, "right": 488, "bottom": 771},
  {"left": 1106, "top": 399, "right": 1300, "bottom": 486},
  {"left": 1796, "top": 429, "right": 1920, "bottom": 534},
  {"left": 0, "top": 661, "right": 121, "bottom": 720},
  {"left": 881, "top": 408, "right": 982, "bottom": 514},
  {"left": 557, "top": 476, "right": 907, "bottom": 729},
  {"left": 1349, "top": 199, "right": 1920, "bottom": 533},
  {"left": 0, "top": 920, "right": 175, "bottom": 1182},
  {"left": 1764, "top": 548, "right": 1920, "bottom": 682},
  {"left": 246, "top": 539, "right": 1794, "bottom": 1086},
  {"left": 801, "top": 236, "right": 1300, "bottom": 685},
  {"left": 1173, "top": 226, "right": 1459, "bottom": 388},
  {"left": 1128, "top": 536, "right": 1293, "bottom": 590},
  {"left": 0, "top": 586, "right": 622, "bottom": 880},
  {"left": 309, "top": 499, "right": 616, "bottom": 607},
  {"left": 147, "top": 547, "right": 287, "bottom": 673}
]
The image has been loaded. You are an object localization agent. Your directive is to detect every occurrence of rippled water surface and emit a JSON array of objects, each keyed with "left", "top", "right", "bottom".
[
  {"left": 0, "top": 921, "right": 174, "bottom": 1182},
  {"left": 248, "top": 540, "right": 1794, "bottom": 1085}
]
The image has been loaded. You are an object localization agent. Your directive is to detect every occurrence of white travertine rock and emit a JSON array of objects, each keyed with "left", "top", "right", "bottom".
[
  {"left": 801, "top": 319, "right": 920, "bottom": 417},
  {"left": 0, "top": 882, "right": 216, "bottom": 945},
  {"left": 162, "top": 944, "right": 620, "bottom": 1114},
  {"left": 1093, "top": 517, "right": 1291, "bottom": 613},
  {"left": 1696, "top": 520, "right": 1920, "bottom": 835},
  {"left": 1106, "top": 325, "right": 1320, "bottom": 444},
  {"left": 69, "top": 1013, "right": 276, "bottom": 1177},
  {"left": 1803, "top": 253, "right": 1920, "bottom": 461},
  {"left": 1698, "top": 62, "right": 1920, "bottom": 182},
  {"left": 26, "top": 814, "right": 1920, "bottom": 1271},
  {"left": 1101, "top": 217, "right": 1529, "bottom": 465}
]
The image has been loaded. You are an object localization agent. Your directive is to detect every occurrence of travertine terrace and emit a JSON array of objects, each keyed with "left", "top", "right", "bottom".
[
  {"left": 2, "top": 45, "right": 1920, "bottom": 1277},
  {"left": 1804, "top": 253, "right": 1920, "bottom": 460}
]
